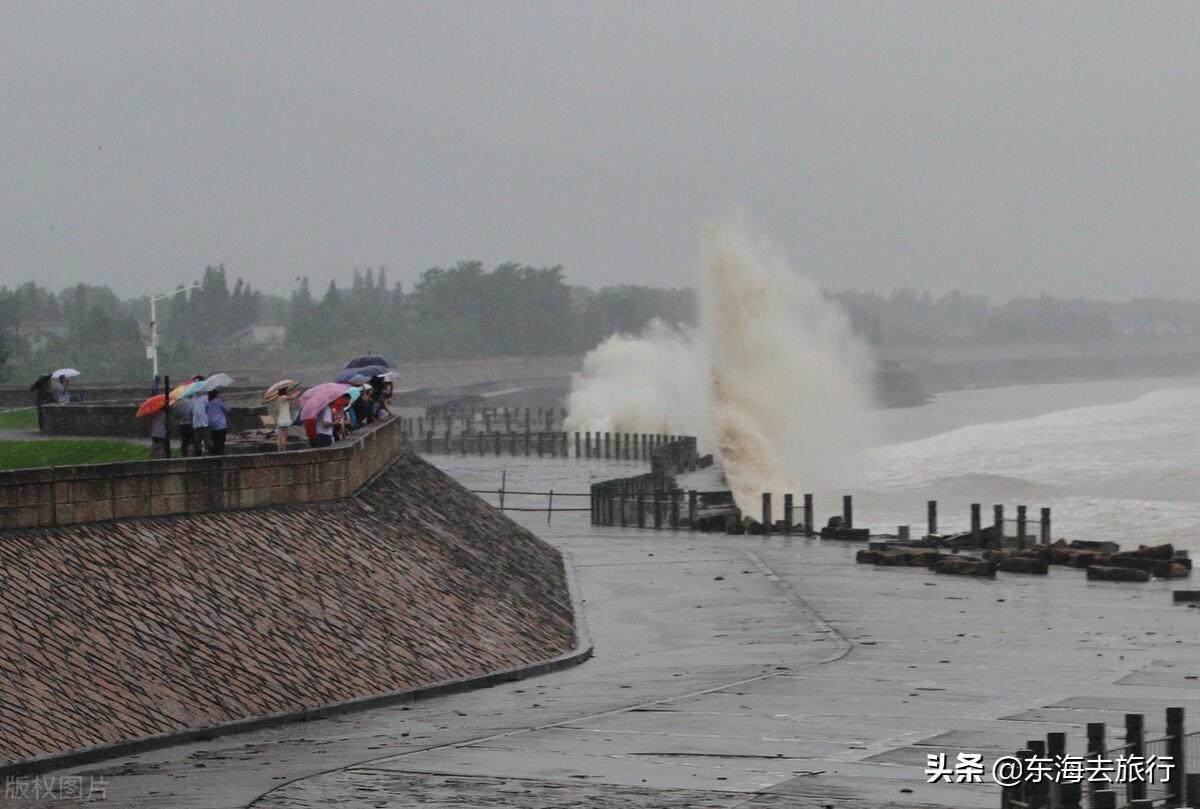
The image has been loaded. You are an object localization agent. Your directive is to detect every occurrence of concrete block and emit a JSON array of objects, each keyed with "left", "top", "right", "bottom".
[
  {"left": 114, "top": 497, "right": 146, "bottom": 519},
  {"left": 151, "top": 474, "right": 185, "bottom": 496},
  {"left": 997, "top": 557, "right": 1049, "bottom": 575},
  {"left": 92, "top": 500, "right": 114, "bottom": 522},
  {"left": 1087, "top": 565, "right": 1151, "bottom": 583},
  {"left": 112, "top": 476, "right": 151, "bottom": 499},
  {"left": 932, "top": 558, "right": 996, "bottom": 578}
]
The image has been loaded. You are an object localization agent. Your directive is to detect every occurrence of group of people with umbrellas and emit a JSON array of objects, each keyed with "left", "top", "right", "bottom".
[
  {"left": 133, "top": 355, "right": 395, "bottom": 458},
  {"left": 136, "top": 374, "right": 235, "bottom": 457},
  {"left": 275, "top": 355, "right": 396, "bottom": 450}
]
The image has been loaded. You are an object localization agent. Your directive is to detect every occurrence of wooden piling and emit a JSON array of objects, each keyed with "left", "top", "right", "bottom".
[
  {"left": 1126, "top": 713, "right": 1146, "bottom": 803},
  {"left": 1087, "top": 722, "right": 1106, "bottom": 805},
  {"left": 970, "top": 503, "right": 981, "bottom": 547},
  {"left": 688, "top": 490, "right": 698, "bottom": 529},
  {"left": 842, "top": 495, "right": 853, "bottom": 530},
  {"left": 783, "top": 494, "right": 794, "bottom": 533},
  {"left": 762, "top": 493, "right": 772, "bottom": 533},
  {"left": 1017, "top": 505, "right": 1028, "bottom": 549},
  {"left": 927, "top": 500, "right": 938, "bottom": 536},
  {"left": 637, "top": 494, "right": 646, "bottom": 528},
  {"left": 1047, "top": 731, "right": 1065, "bottom": 806},
  {"left": 1186, "top": 774, "right": 1200, "bottom": 807},
  {"left": 898, "top": 525, "right": 910, "bottom": 541},
  {"left": 1167, "top": 707, "right": 1185, "bottom": 806},
  {"left": 1041, "top": 506, "right": 1052, "bottom": 544},
  {"left": 804, "top": 494, "right": 813, "bottom": 536},
  {"left": 993, "top": 504, "right": 1004, "bottom": 551},
  {"left": 670, "top": 490, "right": 680, "bottom": 529},
  {"left": 585, "top": 431, "right": 592, "bottom": 458},
  {"left": 574, "top": 431, "right": 581, "bottom": 458}
]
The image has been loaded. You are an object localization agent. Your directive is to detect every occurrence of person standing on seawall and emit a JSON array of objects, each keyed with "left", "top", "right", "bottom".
[
  {"left": 206, "top": 390, "right": 230, "bottom": 455},
  {"left": 314, "top": 405, "right": 335, "bottom": 448},
  {"left": 190, "top": 385, "right": 211, "bottom": 455},
  {"left": 150, "top": 406, "right": 168, "bottom": 459},
  {"left": 54, "top": 374, "right": 70, "bottom": 404},
  {"left": 176, "top": 394, "right": 195, "bottom": 456},
  {"left": 272, "top": 388, "right": 296, "bottom": 452}
]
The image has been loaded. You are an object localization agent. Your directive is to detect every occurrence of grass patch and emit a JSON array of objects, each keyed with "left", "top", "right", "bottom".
[
  {"left": 0, "top": 438, "right": 148, "bottom": 470},
  {"left": 0, "top": 408, "right": 38, "bottom": 431}
]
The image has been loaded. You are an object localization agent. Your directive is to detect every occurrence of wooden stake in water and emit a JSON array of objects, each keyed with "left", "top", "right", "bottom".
[{"left": 499, "top": 470, "right": 506, "bottom": 512}]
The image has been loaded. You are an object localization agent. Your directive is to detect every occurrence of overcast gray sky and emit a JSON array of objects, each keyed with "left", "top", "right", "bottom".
[{"left": 1, "top": 1, "right": 1197, "bottom": 299}]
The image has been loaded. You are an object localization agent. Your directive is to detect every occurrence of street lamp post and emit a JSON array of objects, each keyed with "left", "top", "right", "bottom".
[{"left": 149, "top": 283, "right": 200, "bottom": 379}]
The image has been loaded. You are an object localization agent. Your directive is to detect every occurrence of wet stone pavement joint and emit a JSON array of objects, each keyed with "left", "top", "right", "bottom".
[{"left": 23, "top": 456, "right": 1200, "bottom": 808}]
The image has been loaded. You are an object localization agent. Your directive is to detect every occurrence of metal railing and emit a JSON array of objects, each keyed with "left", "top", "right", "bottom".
[{"left": 466, "top": 471, "right": 591, "bottom": 523}]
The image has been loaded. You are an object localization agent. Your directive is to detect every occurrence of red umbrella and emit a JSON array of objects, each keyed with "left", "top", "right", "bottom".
[
  {"left": 297, "top": 382, "right": 352, "bottom": 422},
  {"left": 136, "top": 393, "right": 169, "bottom": 418}
]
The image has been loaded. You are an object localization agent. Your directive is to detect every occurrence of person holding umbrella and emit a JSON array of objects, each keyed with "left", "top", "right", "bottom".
[
  {"left": 297, "top": 382, "right": 351, "bottom": 448},
  {"left": 189, "top": 376, "right": 212, "bottom": 454},
  {"left": 314, "top": 403, "right": 335, "bottom": 447},
  {"left": 264, "top": 380, "right": 299, "bottom": 452},
  {"left": 206, "top": 390, "right": 231, "bottom": 455}
]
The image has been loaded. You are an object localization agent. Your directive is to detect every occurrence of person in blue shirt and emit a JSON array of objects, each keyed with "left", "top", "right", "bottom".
[{"left": 206, "top": 391, "right": 231, "bottom": 455}]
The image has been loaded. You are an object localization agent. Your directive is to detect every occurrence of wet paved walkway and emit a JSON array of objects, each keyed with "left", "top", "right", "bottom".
[{"left": 31, "top": 457, "right": 1200, "bottom": 808}]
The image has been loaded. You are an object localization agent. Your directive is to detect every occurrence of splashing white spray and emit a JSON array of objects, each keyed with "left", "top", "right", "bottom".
[{"left": 566, "top": 217, "right": 878, "bottom": 512}]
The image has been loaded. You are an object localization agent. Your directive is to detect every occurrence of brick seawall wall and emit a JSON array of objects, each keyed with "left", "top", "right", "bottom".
[
  {"left": 0, "top": 449, "right": 575, "bottom": 768},
  {"left": 0, "top": 417, "right": 408, "bottom": 530},
  {"left": 37, "top": 402, "right": 269, "bottom": 438},
  {"left": 0, "top": 384, "right": 262, "bottom": 409}
]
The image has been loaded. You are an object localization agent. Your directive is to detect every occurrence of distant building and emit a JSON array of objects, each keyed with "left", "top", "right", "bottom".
[{"left": 228, "top": 324, "right": 287, "bottom": 349}]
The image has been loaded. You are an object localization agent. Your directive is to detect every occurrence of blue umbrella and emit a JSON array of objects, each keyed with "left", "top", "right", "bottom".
[
  {"left": 335, "top": 365, "right": 388, "bottom": 383},
  {"left": 344, "top": 355, "right": 391, "bottom": 369}
]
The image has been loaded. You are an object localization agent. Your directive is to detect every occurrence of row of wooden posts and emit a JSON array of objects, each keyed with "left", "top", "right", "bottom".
[
  {"left": 411, "top": 407, "right": 568, "bottom": 436},
  {"left": 1001, "top": 707, "right": 1195, "bottom": 808},
  {"left": 400, "top": 427, "right": 689, "bottom": 460},
  {"left": 592, "top": 489, "right": 1053, "bottom": 542}
]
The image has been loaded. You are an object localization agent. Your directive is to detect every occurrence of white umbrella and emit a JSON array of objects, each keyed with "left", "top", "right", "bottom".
[
  {"left": 198, "top": 373, "right": 234, "bottom": 393},
  {"left": 50, "top": 368, "right": 80, "bottom": 379}
]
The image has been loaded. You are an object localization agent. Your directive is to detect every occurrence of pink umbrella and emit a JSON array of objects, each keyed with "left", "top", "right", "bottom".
[{"left": 297, "top": 382, "right": 352, "bottom": 422}]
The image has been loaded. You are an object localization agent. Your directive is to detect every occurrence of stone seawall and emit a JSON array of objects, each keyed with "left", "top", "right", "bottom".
[
  {"left": 0, "top": 384, "right": 262, "bottom": 409},
  {"left": 38, "top": 402, "right": 269, "bottom": 438},
  {"left": 0, "top": 448, "right": 576, "bottom": 770},
  {"left": 0, "top": 417, "right": 406, "bottom": 530}
]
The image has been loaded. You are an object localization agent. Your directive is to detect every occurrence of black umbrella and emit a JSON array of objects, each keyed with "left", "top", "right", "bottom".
[{"left": 344, "top": 355, "right": 391, "bottom": 370}]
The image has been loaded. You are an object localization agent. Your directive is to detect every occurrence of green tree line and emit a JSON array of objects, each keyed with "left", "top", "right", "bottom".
[{"left": 5, "top": 263, "right": 1200, "bottom": 384}]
